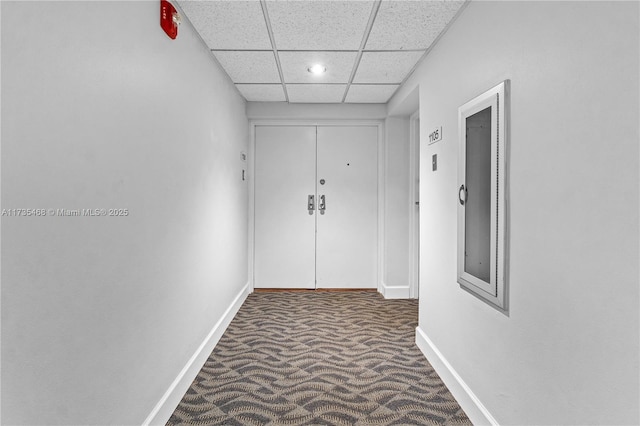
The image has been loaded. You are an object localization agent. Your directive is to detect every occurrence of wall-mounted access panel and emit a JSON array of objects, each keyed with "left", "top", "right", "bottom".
[{"left": 457, "top": 81, "right": 509, "bottom": 311}]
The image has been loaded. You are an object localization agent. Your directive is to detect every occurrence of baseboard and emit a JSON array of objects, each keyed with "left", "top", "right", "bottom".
[
  {"left": 142, "top": 282, "right": 251, "bottom": 426},
  {"left": 380, "top": 281, "right": 411, "bottom": 299},
  {"left": 415, "top": 326, "right": 499, "bottom": 426}
]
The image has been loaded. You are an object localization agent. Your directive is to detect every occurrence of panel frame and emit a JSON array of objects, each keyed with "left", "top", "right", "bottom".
[{"left": 457, "top": 80, "right": 509, "bottom": 312}]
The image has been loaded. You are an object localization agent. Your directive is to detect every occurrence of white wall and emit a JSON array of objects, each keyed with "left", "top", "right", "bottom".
[
  {"left": 391, "top": 1, "right": 639, "bottom": 424},
  {"left": 1, "top": 2, "right": 249, "bottom": 424},
  {"left": 383, "top": 117, "right": 411, "bottom": 296},
  {"left": 246, "top": 102, "right": 387, "bottom": 121}
]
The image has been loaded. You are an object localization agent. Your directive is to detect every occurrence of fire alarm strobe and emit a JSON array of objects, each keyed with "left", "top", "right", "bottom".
[{"left": 160, "top": 0, "right": 180, "bottom": 39}]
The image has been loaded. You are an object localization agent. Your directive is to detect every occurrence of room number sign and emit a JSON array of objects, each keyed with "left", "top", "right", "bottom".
[{"left": 428, "top": 126, "right": 443, "bottom": 144}]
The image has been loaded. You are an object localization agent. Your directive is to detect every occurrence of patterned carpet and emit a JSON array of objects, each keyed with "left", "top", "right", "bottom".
[{"left": 167, "top": 291, "right": 471, "bottom": 425}]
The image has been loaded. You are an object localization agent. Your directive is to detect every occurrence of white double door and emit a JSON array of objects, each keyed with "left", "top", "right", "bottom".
[{"left": 254, "top": 125, "right": 378, "bottom": 289}]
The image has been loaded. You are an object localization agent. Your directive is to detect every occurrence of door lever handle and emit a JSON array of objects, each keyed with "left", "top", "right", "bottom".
[
  {"left": 308, "top": 195, "right": 315, "bottom": 215},
  {"left": 319, "top": 194, "right": 326, "bottom": 215}
]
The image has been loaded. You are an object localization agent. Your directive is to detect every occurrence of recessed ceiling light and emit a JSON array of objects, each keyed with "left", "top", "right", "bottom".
[{"left": 307, "top": 64, "right": 327, "bottom": 75}]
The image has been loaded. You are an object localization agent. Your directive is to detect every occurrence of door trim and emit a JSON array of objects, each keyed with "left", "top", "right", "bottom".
[
  {"left": 249, "top": 120, "right": 385, "bottom": 293},
  {"left": 409, "top": 109, "right": 420, "bottom": 299}
]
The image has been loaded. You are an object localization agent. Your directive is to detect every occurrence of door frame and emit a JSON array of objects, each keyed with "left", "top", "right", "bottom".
[
  {"left": 249, "top": 120, "right": 385, "bottom": 293},
  {"left": 408, "top": 110, "right": 420, "bottom": 299}
]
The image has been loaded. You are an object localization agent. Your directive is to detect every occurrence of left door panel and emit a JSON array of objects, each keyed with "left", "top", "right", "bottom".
[{"left": 254, "top": 126, "right": 317, "bottom": 289}]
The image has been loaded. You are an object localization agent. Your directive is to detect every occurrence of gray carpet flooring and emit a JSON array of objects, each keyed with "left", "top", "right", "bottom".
[{"left": 167, "top": 291, "right": 471, "bottom": 425}]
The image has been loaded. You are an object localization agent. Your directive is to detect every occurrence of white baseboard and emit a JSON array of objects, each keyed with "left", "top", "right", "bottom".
[
  {"left": 143, "top": 282, "right": 252, "bottom": 426},
  {"left": 380, "top": 281, "right": 411, "bottom": 299},
  {"left": 415, "top": 326, "right": 499, "bottom": 426}
]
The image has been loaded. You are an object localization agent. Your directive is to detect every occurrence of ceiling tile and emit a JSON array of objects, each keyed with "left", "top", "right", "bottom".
[
  {"left": 279, "top": 51, "right": 357, "bottom": 84},
  {"left": 266, "top": 1, "right": 374, "bottom": 50},
  {"left": 353, "top": 51, "right": 424, "bottom": 84},
  {"left": 345, "top": 84, "right": 399, "bottom": 103},
  {"left": 213, "top": 51, "right": 280, "bottom": 83},
  {"left": 236, "top": 84, "right": 286, "bottom": 102},
  {"left": 287, "top": 85, "right": 346, "bottom": 103},
  {"left": 178, "top": 1, "right": 272, "bottom": 50},
  {"left": 366, "top": 1, "right": 465, "bottom": 50}
]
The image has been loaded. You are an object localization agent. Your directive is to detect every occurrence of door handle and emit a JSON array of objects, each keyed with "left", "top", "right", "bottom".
[
  {"left": 308, "top": 195, "right": 315, "bottom": 215},
  {"left": 319, "top": 194, "right": 326, "bottom": 215},
  {"left": 459, "top": 184, "right": 467, "bottom": 205}
]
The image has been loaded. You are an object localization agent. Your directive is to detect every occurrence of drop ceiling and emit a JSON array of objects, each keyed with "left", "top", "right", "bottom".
[{"left": 177, "top": 0, "right": 466, "bottom": 104}]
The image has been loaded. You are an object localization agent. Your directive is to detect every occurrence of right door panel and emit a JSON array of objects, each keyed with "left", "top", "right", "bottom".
[{"left": 316, "top": 126, "right": 378, "bottom": 288}]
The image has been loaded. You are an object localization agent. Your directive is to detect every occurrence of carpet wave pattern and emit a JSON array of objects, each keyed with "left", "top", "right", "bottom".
[{"left": 168, "top": 291, "right": 471, "bottom": 425}]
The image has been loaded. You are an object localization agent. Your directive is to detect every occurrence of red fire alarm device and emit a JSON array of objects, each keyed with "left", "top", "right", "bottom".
[{"left": 160, "top": 0, "right": 180, "bottom": 39}]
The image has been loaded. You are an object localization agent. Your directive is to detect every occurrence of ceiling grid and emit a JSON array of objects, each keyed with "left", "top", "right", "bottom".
[
  {"left": 341, "top": 0, "right": 382, "bottom": 103},
  {"left": 259, "top": 0, "right": 289, "bottom": 102},
  {"left": 178, "top": 0, "right": 467, "bottom": 103}
]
